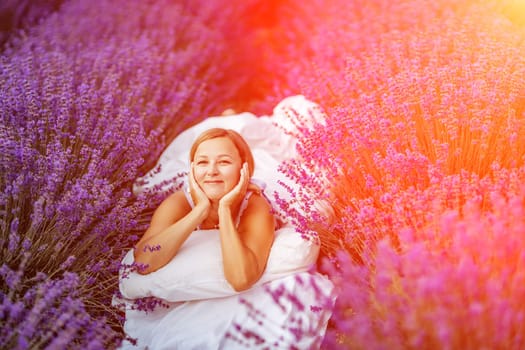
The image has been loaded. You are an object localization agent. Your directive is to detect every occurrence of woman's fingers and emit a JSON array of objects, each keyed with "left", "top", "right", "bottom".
[
  {"left": 240, "top": 163, "right": 249, "bottom": 192},
  {"left": 188, "top": 163, "right": 198, "bottom": 195},
  {"left": 236, "top": 162, "right": 249, "bottom": 196},
  {"left": 219, "top": 163, "right": 249, "bottom": 208},
  {"left": 189, "top": 162, "right": 208, "bottom": 204}
]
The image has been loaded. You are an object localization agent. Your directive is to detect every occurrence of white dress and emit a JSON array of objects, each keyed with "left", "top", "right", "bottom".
[{"left": 117, "top": 96, "right": 335, "bottom": 349}]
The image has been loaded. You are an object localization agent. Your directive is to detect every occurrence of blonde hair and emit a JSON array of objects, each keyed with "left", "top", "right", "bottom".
[{"left": 189, "top": 128, "right": 255, "bottom": 176}]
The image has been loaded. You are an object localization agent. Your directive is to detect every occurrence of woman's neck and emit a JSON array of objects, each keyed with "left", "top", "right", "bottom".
[{"left": 203, "top": 199, "right": 239, "bottom": 229}]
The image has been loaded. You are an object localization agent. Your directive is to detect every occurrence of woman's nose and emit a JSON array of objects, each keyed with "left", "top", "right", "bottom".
[{"left": 207, "top": 162, "right": 219, "bottom": 174}]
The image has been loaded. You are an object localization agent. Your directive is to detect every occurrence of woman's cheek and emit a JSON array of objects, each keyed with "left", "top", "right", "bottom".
[
  {"left": 229, "top": 167, "right": 242, "bottom": 183},
  {"left": 193, "top": 168, "right": 206, "bottom": 183}
]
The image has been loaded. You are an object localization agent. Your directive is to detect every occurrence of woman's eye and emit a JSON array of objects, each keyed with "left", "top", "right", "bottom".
[
  {"left": 219, "top": 160, "right": 231, "bottom": 165},
  {"left": 196, "top": 161, "right": 207, "bottom": 165}
]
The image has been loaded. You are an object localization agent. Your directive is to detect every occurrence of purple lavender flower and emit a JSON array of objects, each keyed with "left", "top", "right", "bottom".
[
  {"left": 1, "top": 0, "right": 244, "bottom": 347},
  {"left": 239, "top": 0, "right": 525, "bottom": 348}
]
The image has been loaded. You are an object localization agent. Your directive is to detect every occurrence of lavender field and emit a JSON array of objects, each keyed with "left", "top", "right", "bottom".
[{"left": 1, "top": 0, "right": 525, "bottom": 349}]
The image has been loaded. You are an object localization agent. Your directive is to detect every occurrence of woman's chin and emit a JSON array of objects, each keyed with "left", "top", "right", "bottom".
[{"left": 204, "top": 190, "right": 225, "bottom": 201}]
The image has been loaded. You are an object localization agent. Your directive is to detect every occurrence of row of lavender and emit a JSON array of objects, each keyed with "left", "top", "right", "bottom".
[
  {"left": 0, "top": 0, "right": 252, "bottom": 348},
  {"left": 257, "top": 0, "right": 525, "bottom": 348},
  {"left": 2, "top": 0, "right": 525, "bottom": 348}
]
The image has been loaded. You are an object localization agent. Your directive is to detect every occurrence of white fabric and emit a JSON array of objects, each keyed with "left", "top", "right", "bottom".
[
  {"left": 119, "top": 95, "right": 334, "bottom": 349},
  {"left": 119, "top": 272, "right": 334, "bottom": 350},
  {"left": 119, "top": 226, "right": 320, "bottom": 302}
]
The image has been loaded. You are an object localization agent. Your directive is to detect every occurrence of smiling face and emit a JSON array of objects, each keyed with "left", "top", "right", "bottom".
[{"left": 192, "top": 137, "right": 243, "bottom": 200}]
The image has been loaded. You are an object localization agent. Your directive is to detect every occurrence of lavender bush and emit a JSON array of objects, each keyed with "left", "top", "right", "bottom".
[
  {"left": 3, "top": 0, "right": 525, "bottom": 348},
  {"left": 1, "top": 0, "right": 241, "bottom": 348},
  {"left": 0, "top": 0, "right": 62, "bottom": 47},
  {"left": 250, "top": 0, "right": 525, "bottom": 348},
  {"left": 211, "top": 0, "right": 324, "bottom": 115}
]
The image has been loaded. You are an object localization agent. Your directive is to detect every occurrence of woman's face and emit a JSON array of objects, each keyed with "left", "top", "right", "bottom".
[{"left": 193, "top": 137, "right": 243, "bottom": 200}]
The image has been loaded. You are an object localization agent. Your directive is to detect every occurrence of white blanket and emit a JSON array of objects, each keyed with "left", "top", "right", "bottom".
[
  {"left": 120, "top": 226, "right": 321, "bottom": 302},
  {"left": 118, "top": 96, "right": 335, "bottom": 349},
  {"left": 119, "top": 271, "right": 334, "bottom": 349}
]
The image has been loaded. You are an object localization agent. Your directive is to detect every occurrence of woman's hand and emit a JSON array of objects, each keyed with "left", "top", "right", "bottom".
[
  {"left": 219, "top": 162, "right": 249, "bottom": 210},
  {"left": 189, "top": 162, "right": 211, "bottom": 215}
]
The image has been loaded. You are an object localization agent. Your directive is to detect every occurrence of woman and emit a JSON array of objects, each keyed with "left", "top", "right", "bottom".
[
  {"left": 118, "top": 104, "right": 334, "bottom": 349},
  {"left": 133, "top": 128, "right": 275, "bottom": 291}
]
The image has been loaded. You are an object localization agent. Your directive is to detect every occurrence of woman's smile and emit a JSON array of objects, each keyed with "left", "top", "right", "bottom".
[{"left": 203, "top": 180, "right": 224, "bottom": 187}]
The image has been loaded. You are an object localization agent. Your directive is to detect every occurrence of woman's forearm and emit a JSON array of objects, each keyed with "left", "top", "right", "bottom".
[
  {"left": 218, "top": 206, "right": 260, "bottom": 291},
  {"left": 134, "top": 203, "right": 208, "bottom": 274}
]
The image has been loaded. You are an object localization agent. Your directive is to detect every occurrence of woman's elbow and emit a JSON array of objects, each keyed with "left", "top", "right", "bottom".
[
  {"left": 229, "top": 279, "right": 254, "bottom": 292},
  {"left": 133, "top": 251, "right": 156, "bottom": 275},
  {"left": 227, "top": 273, "right": 260, "bottom": 292},
  {"left": 136, "top": 266, "right": 153, "bottom": 275},
  {"left": 135, "top": 261, "right": 154, "bottom": 275}
]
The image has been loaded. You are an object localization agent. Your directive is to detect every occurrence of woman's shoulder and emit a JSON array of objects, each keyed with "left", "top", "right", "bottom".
[
  {"left": 159, "top": 190, "right": 191, "bottom": 211},
  {"left": 165, "top": 189, "right": 187, "bottom": 201},
  {"left": 237, "top": 190, "right": 276, "bottom": 237},
  {"left": 244, "top": 190, "right": 273, "bottom": 215}
]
